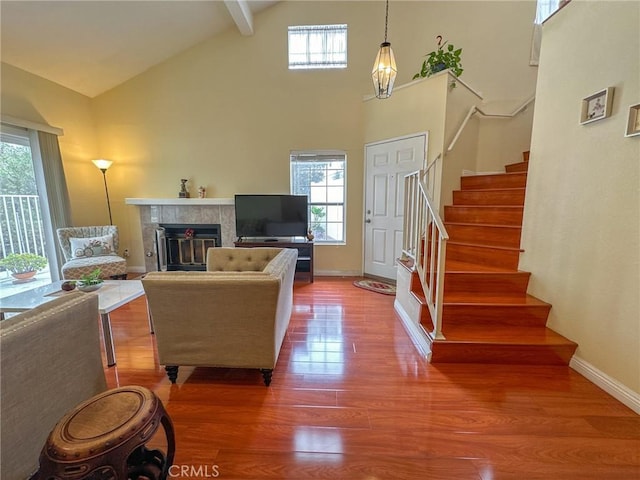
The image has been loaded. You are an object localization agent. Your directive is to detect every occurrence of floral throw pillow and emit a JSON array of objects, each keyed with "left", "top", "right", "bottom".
[{"left": 70, "top": 234, "right": 115, "bottom": 259}]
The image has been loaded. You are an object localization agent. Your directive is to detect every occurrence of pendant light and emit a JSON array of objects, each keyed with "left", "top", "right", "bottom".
[{"left": 371, "top": 0, "right": 397, "bottom": 99}]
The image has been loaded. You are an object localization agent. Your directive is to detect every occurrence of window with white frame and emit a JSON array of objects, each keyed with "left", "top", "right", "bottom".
[
  {"left": 288, "top": 24, "right": 347, "bottom": 70},
  {"left": 530, "top": 0, "right": 561, "bottom": 65},
  {"left": 535, "top": 0, "right": 560, "bottom": 23},
  {"left": 290, "top": 151, "right": 346, "bottom": 243}
]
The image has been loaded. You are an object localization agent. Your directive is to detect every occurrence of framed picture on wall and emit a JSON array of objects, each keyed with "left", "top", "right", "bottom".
[
  {"left": 624, "top": 103, "right": 640, "bottom": 137},
  {"left": 580, "top": 87, "right": 614, "bottom": 125}
]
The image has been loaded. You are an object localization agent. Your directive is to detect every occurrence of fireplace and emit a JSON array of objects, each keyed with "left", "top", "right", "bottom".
[{"left": 156, "top": 223, "right": 221, "bottom": 271}]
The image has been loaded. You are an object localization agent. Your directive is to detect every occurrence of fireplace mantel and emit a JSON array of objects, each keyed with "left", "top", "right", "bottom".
[{"left": 125, "top": 198, "right": 234, "bottom": 206}]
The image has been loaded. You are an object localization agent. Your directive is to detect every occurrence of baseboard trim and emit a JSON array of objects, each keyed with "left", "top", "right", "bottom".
[
  {"left": 570, "top": 356, "right": 640, "bottom": 414},
  {"left": 394, "top": 299, "right": 431, "bottom": 360},
  {"left": 315, "top": 270, "right": 362, "bottom": 277}
]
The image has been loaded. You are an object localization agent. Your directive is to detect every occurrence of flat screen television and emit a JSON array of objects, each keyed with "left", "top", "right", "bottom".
[{"left": 235, "top": 194, "right": 308, "bottom": 239}]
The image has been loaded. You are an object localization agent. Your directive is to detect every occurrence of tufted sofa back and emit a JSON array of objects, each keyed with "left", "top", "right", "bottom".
[{"left": 206, "top": 247, "right": 283, "bottom": 272}]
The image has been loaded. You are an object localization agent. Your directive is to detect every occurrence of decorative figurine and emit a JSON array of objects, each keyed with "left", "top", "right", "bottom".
[
  {"left": 198, "top": 186, "right": 206, "bottom": 198},
  {"left": 179, "top": 179, "right": 190, "bottom": 198},
  {"left": 306, "top": 229, "right": 315, "bottom": 242}
]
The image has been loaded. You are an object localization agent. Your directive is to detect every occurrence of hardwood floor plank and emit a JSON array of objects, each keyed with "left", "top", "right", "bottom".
[
  {"left": 207, "top": 450, "right": 483, "bottom": 480},
  {"left": 101, "top": 278, "right": 639, "bottom": 479}
]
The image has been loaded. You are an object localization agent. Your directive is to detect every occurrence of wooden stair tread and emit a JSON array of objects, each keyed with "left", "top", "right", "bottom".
[
  {"left": 467, "top": 171, "right": 527, "bottom": 179},
  {"left": 456, "top": 186, "right": 525, "bottom": 192},
  {"left": 448, "top": 240, "right": 523, "bottom": 253},
  {"left": 443, "top": 293, "right": 549, "bottom": 306},
  {"left": 445, "top": 259, "right": 516, "bottom": 272},
  {"left": 444, "top": 293, "right": 535, "bottom": 303},
  {"left": 438, "top": 326, "right": 576, "bottom": 346},
  {"left": 447, "top": 205, "right": 524, "bottom": 210},
  {"left": 460, "top": 171, "right": 528, "bottom": 190},
  {"left": 444, "top": 223, "right": 523, "bottom": 249},
  {"left": 414, "top": 285, "right": 546, "bottom": 306},
  {"left": 445, "top": 221, "right": 521, "bottom": 229},
  {"left": 505, "top": 160, "right": 529, "bottom": 169}
]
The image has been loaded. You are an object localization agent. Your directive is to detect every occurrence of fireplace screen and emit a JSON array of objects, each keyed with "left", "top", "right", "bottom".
[{"left": 156, "top": 224, "right": 221, "bottom": 271}]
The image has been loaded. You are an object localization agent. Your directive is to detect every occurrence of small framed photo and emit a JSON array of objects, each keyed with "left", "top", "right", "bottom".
[
  {"left": 580, "top": 87, "right": 614, "bottom": 125},
  {"left": 624, "top": 103, "right": 640, "bottom": 137}
]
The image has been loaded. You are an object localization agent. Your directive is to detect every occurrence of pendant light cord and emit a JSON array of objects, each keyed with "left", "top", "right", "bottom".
[{"left": 384, "top": 0, "right": 389, "bottom": 42}]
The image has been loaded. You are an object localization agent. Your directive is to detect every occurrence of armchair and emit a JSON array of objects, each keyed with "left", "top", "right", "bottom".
[
  {"left": 142, "top": 247, "right": 297, "bottom": 386},
  {"left": 56, "top": 225, "right": 127, "bottom": 280}
]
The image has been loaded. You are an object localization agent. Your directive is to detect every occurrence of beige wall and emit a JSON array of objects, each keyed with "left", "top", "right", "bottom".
[
  {"left": 92, "top": 1, "right": 375, "bottom": 273},
  {"left": 0, "top": 64, "right": 101, "bottom": 228},
  {"left": 521, "top": 1, "right": 639, "bottom": 394},
  {"left": 91, "top": 1, "right": 539, "bottom": 271},
  {"left": 476, "top": 103, "right": 535, "bottom": 172},
  {"left": 2, "top": 1, "right": 539, "bottom": 273}
]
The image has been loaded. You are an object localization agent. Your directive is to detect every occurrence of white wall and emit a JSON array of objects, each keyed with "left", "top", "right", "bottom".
[{"left": 521, "top": 1, "right": 639, "bottom": 396}]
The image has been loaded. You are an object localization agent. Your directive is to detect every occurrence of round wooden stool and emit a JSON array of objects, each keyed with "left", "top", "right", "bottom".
[{"left": 33, "top": 386, "right": 175, "bottom": 480}]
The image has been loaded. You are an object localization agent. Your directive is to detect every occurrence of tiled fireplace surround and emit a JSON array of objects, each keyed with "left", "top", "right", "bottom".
[{"left": 126, "top": 198, "right": 235, "bottom": 272}]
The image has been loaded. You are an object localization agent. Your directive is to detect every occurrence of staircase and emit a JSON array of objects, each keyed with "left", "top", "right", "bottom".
[{"left": 409, "top": 152, "right": 578, "bottom": 365}]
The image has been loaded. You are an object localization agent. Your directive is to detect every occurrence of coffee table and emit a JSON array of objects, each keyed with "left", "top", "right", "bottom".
[{"left": 0, "top": 280, "right": 151, "bottom": 367}]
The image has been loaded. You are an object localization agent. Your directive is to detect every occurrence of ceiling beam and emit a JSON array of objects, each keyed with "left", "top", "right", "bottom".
[{"left": 224, "top": 0, "right": 254, "bottom": 36}]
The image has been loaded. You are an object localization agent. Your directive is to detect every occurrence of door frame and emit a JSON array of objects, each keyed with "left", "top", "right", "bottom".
[{"left": 362, "top": 131, "right": 428, "bottom": 279}]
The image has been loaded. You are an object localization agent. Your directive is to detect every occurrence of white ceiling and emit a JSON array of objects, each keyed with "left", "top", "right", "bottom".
[{"left": 0, "top": 0, "right": 277, "bottom": 98}]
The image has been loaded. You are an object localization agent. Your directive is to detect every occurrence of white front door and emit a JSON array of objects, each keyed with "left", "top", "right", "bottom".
[{"left": 364, "top": 134, "right": 427, "bottom": 280}]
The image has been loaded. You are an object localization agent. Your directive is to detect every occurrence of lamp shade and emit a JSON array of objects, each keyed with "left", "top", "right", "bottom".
[
  {"left": 371, "top": 42, "right": 397, "bottom": 99},
  {"left": 92, "top": 159, "right": 113, "bottom": 171}
]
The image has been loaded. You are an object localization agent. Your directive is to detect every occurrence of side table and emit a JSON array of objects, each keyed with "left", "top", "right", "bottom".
[{"left": 32, "top": 386, "right": 175, "bottom": 480}]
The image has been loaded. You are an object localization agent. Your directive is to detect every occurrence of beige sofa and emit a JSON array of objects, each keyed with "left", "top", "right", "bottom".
[
  {"left": 0, "top": 292, "right": 107, "bottom": 480},
  {"left": 142, "top": 247, "right": 297, "bottom": 386}
]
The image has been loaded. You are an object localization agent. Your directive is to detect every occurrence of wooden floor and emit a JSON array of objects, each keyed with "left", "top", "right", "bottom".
[{"left": 104, "top": 277, "right": 639, "bottom": 479}]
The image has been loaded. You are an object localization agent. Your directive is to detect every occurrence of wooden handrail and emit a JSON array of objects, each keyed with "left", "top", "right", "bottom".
[
  {"left": 447, "top": 96, "right": 536, "bottom": 152},
  {"left": 475, "top": 96, "right": 536, "bottom": 118}
]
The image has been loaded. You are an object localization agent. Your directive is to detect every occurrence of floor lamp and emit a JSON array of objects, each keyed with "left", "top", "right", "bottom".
[{"left": 92, "top": 159, "right": 113, "bottom": 225}]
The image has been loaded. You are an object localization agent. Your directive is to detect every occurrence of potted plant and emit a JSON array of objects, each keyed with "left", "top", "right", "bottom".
[
  {"left": 413, "top": 35, "right": 463, "bottom": 84},
  {"left": 0, "top": 253, "right": 48, "bottom": 280},
  {"left": 77, "top": 268, "right": 104, "bottom": 292}
]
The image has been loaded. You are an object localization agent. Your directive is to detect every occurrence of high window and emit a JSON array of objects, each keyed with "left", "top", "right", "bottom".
[
  {"left": 535, "top": 0, "right": 560, "bottom": 23},
  {"left": 288, "top": 24, "right": 347, "bottom": 70},
  {"left": 290, "top": 151, "right": 346, "bottom": 244}
]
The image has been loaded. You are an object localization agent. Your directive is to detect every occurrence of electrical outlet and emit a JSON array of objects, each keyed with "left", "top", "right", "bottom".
[{"left": 123, "top": 249, "right": 130, "bottom": 258}]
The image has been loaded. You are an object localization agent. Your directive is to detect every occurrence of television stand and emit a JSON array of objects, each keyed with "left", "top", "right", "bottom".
[{"left": 234, "top": 239, "right": 313, "bottom": 283}]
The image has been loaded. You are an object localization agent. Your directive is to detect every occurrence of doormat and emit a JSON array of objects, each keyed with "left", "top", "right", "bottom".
[{"left": 353, "top": 279, "right": 396, "bottom": 295}]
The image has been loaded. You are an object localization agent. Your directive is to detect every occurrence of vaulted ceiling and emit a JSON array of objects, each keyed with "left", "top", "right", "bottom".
[{"left": 0, "top": 0, "right": 277, "bottom": 98}]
